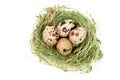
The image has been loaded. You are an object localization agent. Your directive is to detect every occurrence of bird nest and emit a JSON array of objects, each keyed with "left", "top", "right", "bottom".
[{"left": 30, "top": 5, "right": 103, "bottom": 73}]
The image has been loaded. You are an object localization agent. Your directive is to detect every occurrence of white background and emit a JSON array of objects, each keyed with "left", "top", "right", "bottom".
[{"left": 0, "top": 0, "right": 120, "bottom": 80}]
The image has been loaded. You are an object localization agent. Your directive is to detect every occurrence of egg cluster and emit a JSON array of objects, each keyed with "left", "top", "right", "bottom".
[{"left": 43, "top": 19, "right": 87, "bottom": 56}]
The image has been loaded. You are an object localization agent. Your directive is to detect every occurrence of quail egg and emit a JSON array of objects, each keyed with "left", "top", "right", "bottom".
[
  {"left": 43, "top": 26, "right": 59, "bottom": 46},
  {"left": 56, "top": 38, "right": 72, "bottom": 56},
  {"left": 69, "top": 27, "right": 87, "bottom": 45},
  {"left": 57, "top": 19, "right": 75, "bottom": 37}
]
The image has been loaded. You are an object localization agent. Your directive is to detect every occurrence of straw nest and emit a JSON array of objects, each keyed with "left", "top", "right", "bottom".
[{"left": 30, "top": 5, "right": 103, "bottom": 73}]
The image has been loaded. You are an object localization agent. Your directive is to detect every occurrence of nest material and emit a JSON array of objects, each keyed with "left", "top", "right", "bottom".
[{"left": 30, "top": 6, "right": 103, "bottom": 73}]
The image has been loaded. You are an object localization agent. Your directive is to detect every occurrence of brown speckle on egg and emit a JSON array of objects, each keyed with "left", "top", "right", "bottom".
[
  {"left": 71, "top": 31, "right": 74, "bottom": 36},
  {"left": 63, "top": 49, "right": 67, "bottom": 52},
  {"left": 50, "top": 39, "right": 52, "bottom": 41},
  {"left": 63, "top": 49, "right": 70, "bottom": 52},
  {"left": 69, "top": 21, "right": 73, "bottom": 24},
  {"left": 75, "top": 33, "right": 79, "bottom": 36},
  {"left": 62, "top": 27, "right": 67, "bottom": 33}
]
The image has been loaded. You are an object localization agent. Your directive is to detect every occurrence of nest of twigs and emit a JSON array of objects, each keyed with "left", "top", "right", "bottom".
[{"left": 30, "top": 5, "right": 103, "bottom": 73}]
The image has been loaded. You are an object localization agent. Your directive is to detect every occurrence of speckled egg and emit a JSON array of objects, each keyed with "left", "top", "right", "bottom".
[
  {"left": 43, "top": 26, "right": 59, "bottom": 46},
  {"left": 69, "top": 27, "right": 87, "bottom": 45},
  {"left": 57, "top": 19, "right": 75, "bottom": 37},
  {"left": 56, "top": 38, "right": 72, "bottom": 56}
]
